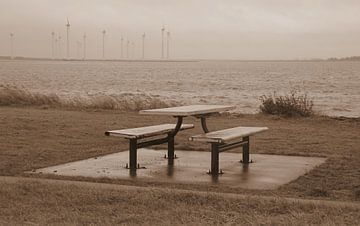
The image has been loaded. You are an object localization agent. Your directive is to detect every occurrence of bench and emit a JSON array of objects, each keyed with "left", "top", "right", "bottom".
[
  {"left": 105, "top": 123, "right": 194, "bottom": 170},
  {"left": 189, "top": 126, "right": 268, "bottom": 175}
]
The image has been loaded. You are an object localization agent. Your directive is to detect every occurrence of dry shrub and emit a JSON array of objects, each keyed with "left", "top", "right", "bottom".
[
  {"left": 260, "top": 90, "right": 314, "bottom": 117},
  {"left": 0, "top": 85, "right": 172, "bottom": 111}
]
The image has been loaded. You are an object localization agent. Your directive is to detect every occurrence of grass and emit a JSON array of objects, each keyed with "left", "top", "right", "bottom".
[
  {"left": 0, "top": 106, "right": 359, "bottom": 224},
  {"left": 260, "top": 90, "right": 314, "bottom": 117},
  {"left": 1, "top": 178, "right": 359, "bottom": 225},
  {"left": 0, "top": 84, "right": 62, "bottom": 107},
  {"left": 0, "top": 85, "right": 172, "bottom": 111},
  {"left": 1, "top": 107, "right": 359, "bottom": 202}
]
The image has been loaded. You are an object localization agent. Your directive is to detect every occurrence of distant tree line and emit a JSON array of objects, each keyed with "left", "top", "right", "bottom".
[{"left": 327, "top": 56, "right": 360, "bottom": 61}]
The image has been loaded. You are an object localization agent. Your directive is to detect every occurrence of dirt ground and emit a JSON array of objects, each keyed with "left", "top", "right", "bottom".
[{"left": 1, "top": 106, "right": 360, "bottom": 224}]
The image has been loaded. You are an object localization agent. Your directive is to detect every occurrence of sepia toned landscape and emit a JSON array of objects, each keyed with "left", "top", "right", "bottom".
[{"left": 1, "top": 0, "right": 360, "bottom": 225}]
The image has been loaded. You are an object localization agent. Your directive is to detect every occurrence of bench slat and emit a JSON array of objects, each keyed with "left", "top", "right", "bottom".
[
  {"left": 105, "top": 124, "right": 194, "bottom": 139},
  {"left": 189, "top": 126, "right": 268, "bottom": 143}
]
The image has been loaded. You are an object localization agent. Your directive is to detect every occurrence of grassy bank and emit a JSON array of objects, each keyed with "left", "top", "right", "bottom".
[
  {"left": 1, "top": 106, "right": 359, "bottom": 202},
  {"left": 1, "top": 177, "right": 359, "bottom": 225}
]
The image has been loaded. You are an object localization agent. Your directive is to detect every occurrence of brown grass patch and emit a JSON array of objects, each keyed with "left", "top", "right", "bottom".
[
  {"left": 1, "top": 107, "right": 359, "bottom": 202},
  {"left": 0, "top": 178, "right": 359, "bottom": 225},
  {"left": 0, "top": 85, "right": 173, "bottom": 111}
]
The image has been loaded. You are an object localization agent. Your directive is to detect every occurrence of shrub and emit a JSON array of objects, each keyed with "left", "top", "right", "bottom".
[{"left": 260, "top": 90, "right": 314, "bottom": 117}]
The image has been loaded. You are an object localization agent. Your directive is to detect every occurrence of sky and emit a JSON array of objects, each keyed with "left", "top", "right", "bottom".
[{"left": 0, "top": 0, "right": 360, "bottom": 60}]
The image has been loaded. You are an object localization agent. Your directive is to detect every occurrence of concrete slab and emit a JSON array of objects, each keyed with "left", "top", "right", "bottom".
[{"left": 33, "top": 149, "right": 326, "bottom": 190}]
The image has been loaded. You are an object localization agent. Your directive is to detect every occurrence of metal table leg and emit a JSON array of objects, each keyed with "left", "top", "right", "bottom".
[
  {"left": 167, "top": 116, "right": 183, "bottom": 165},
  {"left": 129, "top": 138, "right": 137, "bottom": 170},
  {"left": 242, "top": 136, "right": 250, "bottom": 164},
  {"left": 200, "top": 116, "right": 209, "bottom": 133},
  {"left": 211, "top": 143, "right": 219, "bottom": 175}
]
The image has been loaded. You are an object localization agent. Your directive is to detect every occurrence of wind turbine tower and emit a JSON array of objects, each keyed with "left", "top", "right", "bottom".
[
  {"left": 120, "top": 36, "right": 124, "bottom": 58},
  {"left": 126, "top": 40, "right": 129, "bottom": 59},
  {"left": 142, "top": 33, "right": 145, "bottom": 59},
  {"left": 166, "top": 30, "right": 170, "bottom": 59},
  {"left": 102, "top": 30, "right": 106, "bottom": 60},
  {"left": 77, "top": 41, "right": 82, "bottom": 59},
  {"left": 66, "top": 18, "right": 70, "bottom": 59},
  {"left": 83, "top": 33, "right": 86, "bottom": 60},
  {"left": 161, "top": 25, "right": 165, "bottom": 59},
  {"left": 51, "top": 32, "right": 55, "bottom": 59},
  {"left": 54, "top": 37, "right": 58, "bottom": 59},
  {"left": 132, "top": 42, "right": 135, "bottom": 59},
  {"left": 58, "top": 35, "right": 62, "bottom": 59},
  {"left": 10, "top": 33, "right": 14, "bottom": 60}
]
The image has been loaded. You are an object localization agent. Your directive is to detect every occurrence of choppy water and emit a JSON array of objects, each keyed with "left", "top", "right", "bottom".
[{"left": 1, "top": 60, "right": 359, "bottom": 117}]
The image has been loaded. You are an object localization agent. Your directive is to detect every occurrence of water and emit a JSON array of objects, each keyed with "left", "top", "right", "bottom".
[{"left": 1, "top": 60, "right": 360, "bottom": 117}]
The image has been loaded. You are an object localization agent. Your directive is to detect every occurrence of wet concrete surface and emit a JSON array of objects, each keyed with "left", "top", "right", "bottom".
[{"left": 34, "top": 149, "right": 326, "bottom": 190}]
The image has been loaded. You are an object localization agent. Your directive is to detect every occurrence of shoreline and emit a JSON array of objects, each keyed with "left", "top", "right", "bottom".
[{"left": 1, "top": 85, "right": 359, "bottom": 119}]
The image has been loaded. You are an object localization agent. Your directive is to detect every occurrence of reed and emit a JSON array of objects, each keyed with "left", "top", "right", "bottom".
[
  {"left": 0, "top": 85, "right": 61, "bottom": 106},
  {"left": 260, "top": 90, "right": 314, "bottom": 117},
  {"left": 0, "top": 85, "right": 171, "bottom": 111}
]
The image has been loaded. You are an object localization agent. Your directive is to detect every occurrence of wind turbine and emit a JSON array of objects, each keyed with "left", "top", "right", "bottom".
[
  {"left": 10, "top": 33, "right": 14, "bottom": 60},
  {"left": 166, "top": 29, "right": 170, "bottom": 59},
  {"left": 102, "top": 30, "right": 106, "bottom": 60},
  {"left": 83, "top": 33, "right": 86, "bottom": 60},
  {"left": 51, "top": 32, "right": 55, "bottom": 59},
  {"left": 126, "top": 40, "right": 129, "bottom": 59},
  {"left": 161, "top": 25, "right": 165, "bottom": 59},
  {"left": 58, "top": 35, "right": 62, "bottom": 59},
  {"left": 142, "top": 33, "right": 145, "bottom": 59},
  {"left": 120, "top": 36, "right": 124, "bottom": 59},
  {"left": 54, "top": 37, "right": 58, "bottom": 59},
  {"left": 66, "top": 18, "right": 70, "bottom": 59},
  {"left": 76, "top": 41, "right": 82, "bottom": 59},
  {"left": 132, "top": 41, "right": 135, "bottom": 59}
]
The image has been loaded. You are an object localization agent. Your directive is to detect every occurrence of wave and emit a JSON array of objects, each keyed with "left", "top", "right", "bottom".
[{"left": 0, "top": 85, "right": 175, "bottom": 111}]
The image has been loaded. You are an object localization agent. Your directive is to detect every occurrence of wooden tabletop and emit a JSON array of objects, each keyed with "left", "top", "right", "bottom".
[{"left": 139, "top": 105, "right": 236, "bottom": 117}]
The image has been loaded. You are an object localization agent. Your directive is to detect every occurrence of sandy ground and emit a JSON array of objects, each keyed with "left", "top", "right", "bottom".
[{"left": 0, "top": 106, "right": 360, "bottom": 224}]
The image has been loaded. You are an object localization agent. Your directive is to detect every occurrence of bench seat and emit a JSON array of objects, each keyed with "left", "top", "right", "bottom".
[
  {"left": 105, "top": 123, "right": 194, "bottom": 139},
  {"left": 189, "top": 126, "right": 268, "bottom": 175},
  {"left": 189, "top": 126, "right": 268, "bottom": 143},
  {"left": 105, "top": 123, "right": 194, "bottom": 170}
]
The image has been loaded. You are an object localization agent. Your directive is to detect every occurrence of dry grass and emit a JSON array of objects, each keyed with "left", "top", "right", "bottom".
[
  {"left": 1, "top": 178, "right": 359, "bottom": 225},
  {"left": 1, "top": 107, "right": 359, "bottom": 202},
  {"left": 0, "top": 84, "right": 62, "bottom": 107},
  {"left": 0, "top": 85, "right": 172, "bottom": 111},
  {"left": 1, "top": 106, "right": 359, "bottom": 225},
  {"left": 260, "top": 90, "right": 314, "bottom": 117}
]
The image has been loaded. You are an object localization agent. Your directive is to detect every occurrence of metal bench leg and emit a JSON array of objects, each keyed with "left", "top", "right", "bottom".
[
  {"left": 242, "top": 136, "right": 250, "bottom": 164},
  {"left": 129, "top": 139, "right": 137, "bottom": 170},
  {"left": 211, "top": 143, "right": 219, "bottom": 175},
  {"left": 167, "top": 135, "right": 175, "bottom": 165}
]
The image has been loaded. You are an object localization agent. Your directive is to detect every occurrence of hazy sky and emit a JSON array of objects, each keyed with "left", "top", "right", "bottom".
[{"left": 1, "top": 0, "right": 360, "bottom": 60}]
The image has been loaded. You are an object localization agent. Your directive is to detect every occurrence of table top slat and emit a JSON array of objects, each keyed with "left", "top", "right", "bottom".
[{"left": 139, "top": 105, "right": 236, "bottom": 116}]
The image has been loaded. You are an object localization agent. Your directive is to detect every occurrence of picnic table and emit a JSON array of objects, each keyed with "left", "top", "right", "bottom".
[{"left": 106, "top": 104, "right": 268, "bottom": 175}]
